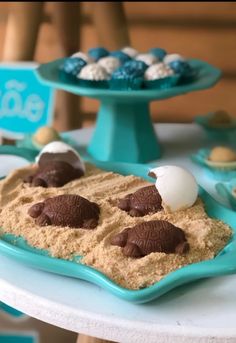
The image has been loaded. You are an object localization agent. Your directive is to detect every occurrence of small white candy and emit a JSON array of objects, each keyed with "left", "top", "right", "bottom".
[
  {"left": 98, "top": 56, "right": 120, "bottom": 74},
  {"left": 144, "top": 63, "right": 174, "bottom": 80},
  {"left": 36, "top": 141, "right": 85, "bottom": 172},
  {"left": 122, "top": 46, "right": 138, "bottom": 58},
  {"left": 163, "top": 53, "right": 185, "bottom": 65},
  {"left": 78, "top": 63, "right": 109, "bottom": 81},
  {"left": 135, "top": 53, "right": 158, "bottom": 66},
  {"left": 149, "top": 165, "right": 198, "bottom": 212},
  {"left": 71, "top": 51, "right": 93, "bottom": 64}
]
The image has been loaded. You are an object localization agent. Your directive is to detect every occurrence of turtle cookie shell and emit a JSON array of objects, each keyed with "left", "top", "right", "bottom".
[
  {"left": 24, "top": 160, "right": 84, "bottom": 188},
  {"left": 28, "top": 194, "right": 100, "bottom": 229},
  {"left": 111, "top": 220, "right": 189, "bottom": 258},
  {"left": 118, "top": 185, "right": 162, "bottom": 217}
]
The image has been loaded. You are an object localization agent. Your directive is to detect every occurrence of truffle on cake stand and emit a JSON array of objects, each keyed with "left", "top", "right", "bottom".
[{"left": 37, "top": 59, "right": 221, "bottom": 163}]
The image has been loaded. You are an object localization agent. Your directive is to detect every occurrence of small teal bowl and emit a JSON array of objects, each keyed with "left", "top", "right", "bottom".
[
  {"left": 216, "top": 180, "right": 236, "bottom": 211},
  {"left": 195, "top": 114, "right": 236, "bottom": 142},
  {"left": 191, "top": 148, "right": 236, "bottom": 181}
]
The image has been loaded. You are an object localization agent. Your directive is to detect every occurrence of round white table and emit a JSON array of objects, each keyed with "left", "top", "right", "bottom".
[{"left": 0, "top": 124, "right": 235, "bottom": 343}]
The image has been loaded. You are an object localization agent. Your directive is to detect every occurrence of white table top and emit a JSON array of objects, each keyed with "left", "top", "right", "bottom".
[{"left": 0, "top": 124, "right": 235, "bottom": 343}]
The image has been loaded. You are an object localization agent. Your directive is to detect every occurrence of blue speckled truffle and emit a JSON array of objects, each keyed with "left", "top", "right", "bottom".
[
  {"left": 149, "top": 48, "right": 167, "bottom": 61},
  {"left": 60, "top": 57, "right": 87, "bottom": 76},
  {"left": 169, "top": 60, "right": 192, "bottom": 75},
  {"left": 122, "top": 60, "right": 148, "bottom": 76},
  {"left": 109, "top": 50, "right": 131, "bottom": 64},
  {"left": 110, "top": 65, "right": 143, "bottom": 90},
  {"left": 88, "top": 47, "right": 109, "bottom": 61}
]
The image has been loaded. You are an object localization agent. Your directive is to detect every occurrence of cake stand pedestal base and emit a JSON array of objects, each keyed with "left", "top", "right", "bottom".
[{"left": 88, "top": 100, "right": 161, "bottom": 163}]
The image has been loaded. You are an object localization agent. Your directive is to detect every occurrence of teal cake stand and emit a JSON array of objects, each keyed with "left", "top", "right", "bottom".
[{"left": 37, "top": 59, "right": 221, "bottom": 163}]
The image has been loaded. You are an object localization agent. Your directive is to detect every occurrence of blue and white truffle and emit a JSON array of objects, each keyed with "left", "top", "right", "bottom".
[
  {"left": 109, "top": 50, "right": 131, "bottom": 64},
  {"left": 78, "top": 63, "right": 109, "bottom": 80},
  {"left": 163, "top": 54, "right": 194, "bottom": 78},
  {"left": 88, "top": 47, "right": 109, "bottom": 61},
  {"left": 144, "top": 63, "right": 174, "bottom": 80},
  {"left": 122, "top": 60, "right": 148, "bottom": 76},
  {"left": 149, "top": 48, "right": 167, "bottom": 61},
  {"left": 71, "top": 51, "right": 93, "bottom": 64},
  {"left": 121, "top": 46, "right": 138, "bottom": 58},
  {"left": 98, "top": 56, "right": 120, "bottom": 74},
  {"left": 163, "top": 53, "right": 185, "bottom": 65},
  {"left": 135, "top": 53, "right": 158, "bottom": 66},
  {"left": 60, "top": 57, "right": 87, "bottom": 76}
]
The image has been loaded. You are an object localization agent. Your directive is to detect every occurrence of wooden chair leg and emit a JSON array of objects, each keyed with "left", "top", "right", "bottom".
[
  {"left": 77, "top": 333, "right": 115, "bottom": 343},
  {"left": 91, "top": 2, "right": 130, "bottom": 50},
  {"left": 2, "top": 2, "right": 44, "bottom": 61},
  {"left": 52, "top": 2, "right": 82, "bottom": 131}
]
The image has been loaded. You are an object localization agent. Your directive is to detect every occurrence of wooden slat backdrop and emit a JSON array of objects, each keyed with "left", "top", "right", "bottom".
[{"left": 0, "top": 2, "right": 235, "bottom": 126}]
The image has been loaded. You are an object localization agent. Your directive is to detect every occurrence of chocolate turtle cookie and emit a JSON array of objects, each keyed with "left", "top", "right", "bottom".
[
  {"left": 28, "top": 194, "right": 100, "bottom": 229},
  {"left": 118, "top": 185, "right": 162, "bottom": 217},
  {"left": 24, "top": 160, "right": 84, "bottom": 188},
  {"left": 111, "top": 220, "right": 189, "bottom": 258}
]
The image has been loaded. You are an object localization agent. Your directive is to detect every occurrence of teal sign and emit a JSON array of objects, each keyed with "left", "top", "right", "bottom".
[
  {"left": 0, "top": 63, "right": 54, "bottom": 136},
  {"left": 0, "top": 334, "right": 37, "bottom": 343}
]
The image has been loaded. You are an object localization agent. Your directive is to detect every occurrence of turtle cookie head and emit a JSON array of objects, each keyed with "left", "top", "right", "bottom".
[
  {"left": 28, "top": 194, "right": 100, "bottom": 229},
  {"left": 117, "top": 185, "right": 162, "bottom": 217},
  {"left": 111, "top": 220, "right": 189, "bottom": 258},
  {"left": 24, "top": 141, "right": 85, "bottom": 188},
  {"left": 24, "top": 160, "right": 83, "bottom": 188}
]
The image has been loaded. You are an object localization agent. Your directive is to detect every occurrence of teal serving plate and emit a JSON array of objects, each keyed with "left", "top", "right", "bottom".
[
  {"left": 0, "top": 147, "right": 236, "bottom": 303},
  {"left": 195, "top": 113, "right": 236, "bottom": 142},
  {"left": 216, "top": 180, "right": 236, "bottom": 211},
  {"left": 191, "top": 148, "right": 236, "bottom": 181}
]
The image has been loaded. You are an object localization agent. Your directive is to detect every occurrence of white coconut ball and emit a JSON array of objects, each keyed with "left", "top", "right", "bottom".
[
  {"left": 36, "top": 141, "right": 85, "bottom": 172},
  {"left": 71, "top": 51, "right": 93, "bottom": 64},
  {"left": 121, "top": 46, "right": 138, "bottom": 58},
  {"left": 78, "top": 63, "right": 109, "bottom": 81},
  {"left": 144, "top": 63, "right": 174, "bottom": 80},
  {"left": 98, "top": 56, "right": 120, "bottom": 74},
  {"left": 163, "top": 53, "right": 185, "bottom": 65},
  {"left": 135, "top": 53, "right": 158, "bottom": 66},
  {"left": 148, "top": 165, "right": 198, "bottom": 212}
]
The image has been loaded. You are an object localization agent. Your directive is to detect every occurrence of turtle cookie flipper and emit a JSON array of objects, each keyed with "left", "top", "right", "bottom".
[{"left": 36, "top": 213, "right": 51, "bottom": 226}]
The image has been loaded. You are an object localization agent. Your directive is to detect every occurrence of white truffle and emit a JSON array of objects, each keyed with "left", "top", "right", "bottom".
[
  {"left": 36, "top": 141, "right": 85, "bottom": 172},
  {"left": 163, "top": 53, "right": 185, "bottom": 65},
  {"left": 98, "top": 56, "right": 120, "bottom": 74},
  {"left": 78, "top": 63, "right": 109, "bottom": 81},
  {"left": 135, "top": 53, "right": 158, "bottom": 66},
  {"left": 144, "top": 63, "right": 174, "bottom": 80},
  {"left": 149, "top": 165, "right": 198, "bottom": 212},
  {"left": 121, "top": 46, "right": 138, "bottom": 58},
  {"left": 71, "top": 51, "right": 93, "bottom": 64}
]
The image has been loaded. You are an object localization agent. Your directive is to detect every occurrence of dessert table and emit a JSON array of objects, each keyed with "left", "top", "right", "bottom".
[{"left": 0, "top": 123, "right": 236, "bottom": 343}]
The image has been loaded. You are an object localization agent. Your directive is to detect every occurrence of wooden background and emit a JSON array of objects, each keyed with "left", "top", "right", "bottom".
[{"left": 0, "top": 2, "right": 235, "bottom": 127}]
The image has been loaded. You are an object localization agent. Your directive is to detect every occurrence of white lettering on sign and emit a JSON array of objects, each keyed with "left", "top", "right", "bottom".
[{"left": 0, "top": 79, "right": 45, "bottom": 123}]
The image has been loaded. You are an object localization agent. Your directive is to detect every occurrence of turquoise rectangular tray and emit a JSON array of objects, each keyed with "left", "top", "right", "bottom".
[{"left": 0, "top": 148, "right": 236, "bottom": 303}]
